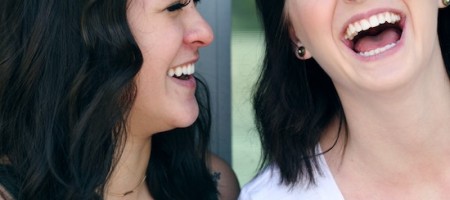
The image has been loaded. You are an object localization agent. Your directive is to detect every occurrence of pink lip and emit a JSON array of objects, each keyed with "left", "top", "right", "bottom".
[
  {"left": 340, "top": 28, "right": 406, "bottom": 62},
  {"left": 171, "top": 55, "right": 199, "bottom": 69},
  {"left": 340, "top": 8, "right": 407, "bottom": 61},
  {"left": 171, "top": 75, "right": 197, "bottom": 88},
  {"left": 169, "top": 55, "right": 199, "bottom": 89}
]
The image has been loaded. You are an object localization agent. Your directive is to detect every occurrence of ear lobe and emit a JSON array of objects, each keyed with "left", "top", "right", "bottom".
[
  {"left": 289, "top": 24, "right": 312, "bottom": 60},
  {"left": 294, "top": 45, "right": 312, "bottom": 60}
]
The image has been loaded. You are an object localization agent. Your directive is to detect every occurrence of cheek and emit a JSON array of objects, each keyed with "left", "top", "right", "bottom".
[
  {"left": 287, "top": 1, "right": 334, "bottom": 46},
  {"left": 134, "top": 60, "right": 168, "bottom": 104},
  {"left": 138, "top": 30, "right": 183, "bottom": 69},
  {"left": 134, "top": 66, "right": 165, "bottom": 102},
  {"left": 133, "top": 73, "right": 159, "bottom": 111}
]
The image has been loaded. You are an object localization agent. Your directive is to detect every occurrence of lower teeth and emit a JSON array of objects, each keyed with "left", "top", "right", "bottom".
[{"left": 359, "top": 42, "right": 397, "bottom": 57}]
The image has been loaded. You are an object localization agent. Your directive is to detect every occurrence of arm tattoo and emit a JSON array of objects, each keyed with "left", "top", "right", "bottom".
[{"left": 212, "top": 171, "right": 221, "bottom": 183}]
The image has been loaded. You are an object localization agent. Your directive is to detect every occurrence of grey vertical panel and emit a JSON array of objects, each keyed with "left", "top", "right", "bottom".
[{"left": 197, "top": 0, "right": 232, "bottom": 163}]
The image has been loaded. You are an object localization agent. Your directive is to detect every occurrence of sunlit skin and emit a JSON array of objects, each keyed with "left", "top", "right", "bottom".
[
  {"left": 287, "top": 0, "right": 450, "bottom": 199},
  {"left": 105, "top": 0, "right": 213, "bottom": 199}
]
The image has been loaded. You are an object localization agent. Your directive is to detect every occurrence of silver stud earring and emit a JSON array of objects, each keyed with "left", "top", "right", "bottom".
[
  {"left": 297, "top": 46, "right": 306, "bottom": 58},
  {"left": 444, "top": 0, "right": 450, "bottom": 7}
]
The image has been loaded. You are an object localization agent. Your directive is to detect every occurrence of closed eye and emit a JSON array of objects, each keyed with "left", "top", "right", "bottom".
[{"left": 166, "top": 0, "right": 191, "bottom": 12}]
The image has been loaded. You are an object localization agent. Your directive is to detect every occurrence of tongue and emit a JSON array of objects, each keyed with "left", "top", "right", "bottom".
[{"left": 354, "top": 28, "right": 401, "bottom": 53}]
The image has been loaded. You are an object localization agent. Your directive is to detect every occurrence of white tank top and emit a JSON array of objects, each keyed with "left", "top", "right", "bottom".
[{"left": 239, "top": 151, "right": 345, "bottom": 200}]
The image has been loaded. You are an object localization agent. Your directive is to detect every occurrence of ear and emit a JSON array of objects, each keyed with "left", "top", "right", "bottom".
[
  {"left": 288, "top": 24, "right": 312, "bottom": 60},
  {"left": 439, "top": 0, "right": 449, "bottom": 8}
]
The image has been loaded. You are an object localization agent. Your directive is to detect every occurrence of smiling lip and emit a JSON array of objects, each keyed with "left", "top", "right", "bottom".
[
  {"left": 171, "top": 74, "right": 197, "bottom": 88},
  {"left": 341, "top": 8, "right": 406, "bottom": 59},
  {"left": 167, "top": 58, "right": 199, "bottom": 89}
]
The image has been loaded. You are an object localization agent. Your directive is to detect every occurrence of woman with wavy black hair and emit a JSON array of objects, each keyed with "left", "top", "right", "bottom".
[
  {"left": 240, "top": 0, "right": 450, "bottom": 199},
  {"left": 0, "top": 0, "right": 239, "bottom": 199}
]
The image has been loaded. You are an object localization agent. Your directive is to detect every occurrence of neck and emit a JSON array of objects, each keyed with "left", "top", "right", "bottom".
[
  {"left": 105, "top": 135, "right": 152, "bottom": 200},
  {"left": 324, "top": 59, "right": 450, "bottom": 180}
]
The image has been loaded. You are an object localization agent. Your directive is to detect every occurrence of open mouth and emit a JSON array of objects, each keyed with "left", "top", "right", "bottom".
[
  {"left": 344, "top": 11, "right": 404, "bottom": 57},
  {"left": 167, "top": 63, "right": 195, "bottom": 80}
]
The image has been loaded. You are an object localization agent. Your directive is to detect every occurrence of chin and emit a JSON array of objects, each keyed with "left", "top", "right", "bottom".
[{"left": 174, "top": 104, "right": 200, "bottom": 128}]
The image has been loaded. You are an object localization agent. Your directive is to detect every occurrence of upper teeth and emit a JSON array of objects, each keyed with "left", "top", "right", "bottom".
[
  {"left": 345, "top": 12, "right": 401, "bottom": 41},
  {"left": 167, "top": 63, "right": 195, "bottom": 77}
]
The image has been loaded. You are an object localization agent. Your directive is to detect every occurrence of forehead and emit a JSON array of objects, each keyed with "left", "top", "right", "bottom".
[
  {"left": 127, "top": 0, "right": 157, "bottom": 13},
  {"left": 128, "top": 0, "right": 147, "bottom": 7}
]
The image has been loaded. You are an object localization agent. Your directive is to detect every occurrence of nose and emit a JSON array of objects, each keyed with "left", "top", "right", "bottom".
[{"left": 183, "top": 6, "right": 214, "bottom": 48}]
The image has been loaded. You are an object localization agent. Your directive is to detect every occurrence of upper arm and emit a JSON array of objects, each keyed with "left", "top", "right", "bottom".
[
  {"left": 208, "top": 153, "right": 240, "bottom": 200},
  {"left": 0, "top": 162, "right": 15, "bottom": 200},
  {"left": 0, "top": 185, "right": 13, "bottom": 200}
]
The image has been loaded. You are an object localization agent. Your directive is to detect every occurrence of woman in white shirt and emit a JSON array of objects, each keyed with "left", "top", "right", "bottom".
[{"left": 240, "top": 0, "right": 450, "bottom": 199}]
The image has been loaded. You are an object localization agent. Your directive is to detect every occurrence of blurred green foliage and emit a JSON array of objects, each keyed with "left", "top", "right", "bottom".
[{"left": 232, "top": 0, "right": 261, "bottom": 31}]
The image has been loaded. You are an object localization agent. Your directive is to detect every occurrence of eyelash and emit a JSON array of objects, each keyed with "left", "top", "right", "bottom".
[{"left": 166, "top": 0, "right": 200, "bottom": 12}]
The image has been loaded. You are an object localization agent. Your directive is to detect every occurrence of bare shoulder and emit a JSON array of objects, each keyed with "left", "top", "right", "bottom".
[
  {"left": 208, "top": 153, "right": 240, "bottom": 200},
  {"left": 0, "top": 185, "right": 13, "bottom": 200}
]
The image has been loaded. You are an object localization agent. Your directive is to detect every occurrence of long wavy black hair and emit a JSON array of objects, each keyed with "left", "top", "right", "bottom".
[
  {"left": 0, "top": 0, "right": 218, "bottom": 199},
  {"left": 253, "top": 0, "right": 450, "bottom": 186}
]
